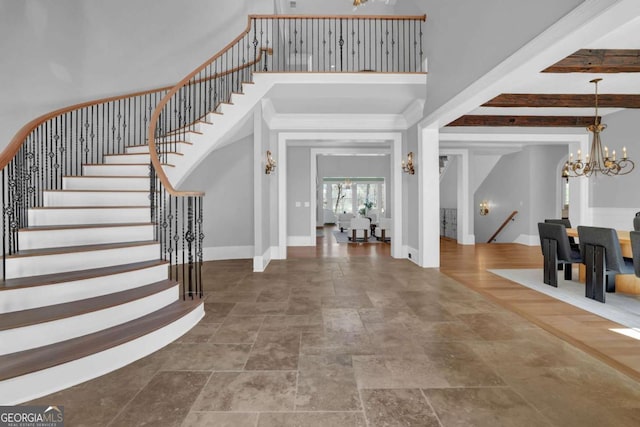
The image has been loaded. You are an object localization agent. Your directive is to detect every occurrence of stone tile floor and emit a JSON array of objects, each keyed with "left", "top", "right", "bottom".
[{"left": 30, "top": 256, "right": 640, "bottom": 426}]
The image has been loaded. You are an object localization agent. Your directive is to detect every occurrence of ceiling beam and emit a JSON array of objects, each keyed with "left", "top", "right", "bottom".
[
  {"left": 446, "top": 115, "right": 597, "bottom": 127},
  {"left": 543, "top": 49, "right": 640, "bottom": 73},
  {"left": 483, "top": 93, "right": 640, "bottom": 108}
]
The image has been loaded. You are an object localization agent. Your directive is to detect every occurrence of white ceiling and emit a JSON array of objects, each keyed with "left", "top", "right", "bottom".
[{"left": 281, "top": 0, "right": 398, "bottom": 15}]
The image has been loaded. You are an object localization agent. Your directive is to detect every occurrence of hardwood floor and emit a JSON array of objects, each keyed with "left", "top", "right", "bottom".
[
  {"left": 288, "top": 225, "right": 391, "bottom": 259},
  {"left": 23, "top": 233, "right": 640, "bottom": 426},
  {"left": 439, "top": 238, "right": 640, "bottom": 383}
]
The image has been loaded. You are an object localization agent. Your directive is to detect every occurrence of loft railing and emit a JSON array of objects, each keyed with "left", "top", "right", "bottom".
[{"left": 1, "top": 14, "right": 425, "bottom": 292}]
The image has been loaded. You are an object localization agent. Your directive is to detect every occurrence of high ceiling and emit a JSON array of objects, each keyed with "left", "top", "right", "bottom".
[
  {"left": 447, "top": 15, "right": 640, "bottom": 129},
  {"left": 269, "top": 0, "right": 640, "bottom": 133}
]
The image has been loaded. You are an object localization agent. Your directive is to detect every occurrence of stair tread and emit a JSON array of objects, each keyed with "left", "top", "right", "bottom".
[
  {"left": 0, "top": 279, "right": 176, "bottom": 331},
  {"left": 1, "top": 260, "right": 168, "bottom": 290},
  {"left": 20, "top": 222, "right": 154, "bottom": 232},
  {"left": 105, "top": 152, "right": 183, "bottom": 156},
  {"left": 8, "top": 240, "right": 158, "bottom": 258},
  {"left": 0, "top": 299, "right": 202, "bottom": 381}
]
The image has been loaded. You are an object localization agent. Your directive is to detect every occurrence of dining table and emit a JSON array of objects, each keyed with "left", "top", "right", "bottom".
[{"left": 566, "top": 228, "right": 640, "bottom": 294}]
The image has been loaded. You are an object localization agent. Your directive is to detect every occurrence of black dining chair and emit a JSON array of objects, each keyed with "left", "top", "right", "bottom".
[
  {"left": 633, "top": 216, "right": 640, "bottom": 232},
  {"left": 537, "top": 222, "right": 582, "bottom": 287},
  {"left": 630, "top": 231, "right": 640, "bottom": 278},
  {"left": 577, "top": 226, "right": 634, "bottom": 303},
  {"left": 545, "top": 218, "right": 579, "bottom": 271}
]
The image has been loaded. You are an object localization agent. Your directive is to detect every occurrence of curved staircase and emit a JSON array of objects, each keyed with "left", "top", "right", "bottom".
[{"left": 0, "top": 151, "right": 204, "bottom": 405}]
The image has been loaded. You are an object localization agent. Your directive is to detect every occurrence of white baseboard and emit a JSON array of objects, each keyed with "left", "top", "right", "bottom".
[
  {"left": 287, "top": 235, "right": 315, "bottom": 246},
  {"left": 253, "top": 246, "right": 272, "bottom": 272},
  {"left": 513, "top": 234, "right": 539, "bottom": 246},
  {"left": 270, "top": 246, "right": 284, "bottom": 260},
  {"left": 459, "top": 233, "right": 476, "bottom": 245},
  {"left": 404, "top": 245, "right": 421, "bottom": 266},
  {"left": 202, "top": 245, "right": 253, "bottom": 261}
]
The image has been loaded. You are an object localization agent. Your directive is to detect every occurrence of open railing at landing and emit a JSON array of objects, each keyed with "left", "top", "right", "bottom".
[{"left": 1, "top": 14, "right": 426, "bottom": 290}]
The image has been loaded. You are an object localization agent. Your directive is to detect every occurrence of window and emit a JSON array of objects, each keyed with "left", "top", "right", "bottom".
[{"left": 323, "top": 177, "right": 385, "bottom": 215}]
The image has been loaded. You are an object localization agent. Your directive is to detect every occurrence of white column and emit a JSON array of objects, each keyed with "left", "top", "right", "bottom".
[
  {"left": 457, "top": 149, "right": 474, "bottom": 245},
  {"left": 253, "top": 107, "right": 264, "bottom": 272},
  {"left": 569, "top": 134, "right": 591, "bottom": 226},
  {"left": 419, "top": 127, "right": 440, "bottom": 268}
]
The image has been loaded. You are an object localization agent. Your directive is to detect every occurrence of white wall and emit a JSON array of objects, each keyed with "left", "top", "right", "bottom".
[
  {"left": 474, "top": 145, "right": 566, "bottom": 244},
  {"left": 589, "top": 109, "right": 640, "bottom": 208},
  {"left": 405, "top": 127, "right": 419, "bottom": 252},
  {"left": 439, "top": 156, "right": 457, "bottom": 208},
  {"left": 179, "top": 135, "right": 254, "bottom": 258},
  {"left": 394, "top": 0, "right": 584, "bottom": 117},
  {"left": 0, "top": 0, "right": 273, "bottom": 149},
  {"left": 287, "top": 146, "right": 311, "bottom": 238}
]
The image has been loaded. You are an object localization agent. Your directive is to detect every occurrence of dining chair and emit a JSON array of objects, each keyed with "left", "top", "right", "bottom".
[
  {"left": 633, "top": 216, "right": 640, "bottom": 232},
  {"left": 537, "top": 222, "right": 582, "bottom": 287},
  {"left": 577, "top": 226, "right": 634, "bottom": 303}
]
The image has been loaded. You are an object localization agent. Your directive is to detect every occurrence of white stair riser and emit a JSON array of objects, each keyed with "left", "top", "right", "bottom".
[
  {"left": 156, "top": 132, "right": 196, "bottom": 144},
  {"left": 104, "top": 153, "right": 182, "bottom": 165},
  {"left": 0, "top": 286, "right": 178, "bottom": 355},
  {"left": 83, "top": 164, "right": 150, "bottom": 176},
  {"left": 28, "top": 207, "right": 150, "bottom": 226},
  {"left": 104, "top": 154, "right": 149, "bottom": 164},
  {"left": 43, "top": 191, "right": 150, "bottom": 207},
  {"left": 63, "top": 176, "right": 149, "bottom": 191},
  {"left": 5, "top": 244, "right": 159, "bottom": 279},
  {"left": 0, "top": 305, "right": 204, "bottom": 405},
  {"left": 125, "top": 145, "right": 150, "bottom": 154},
  {"left": 0, "top": 264, "right": 168, "bottom": 313},
  {"left": 18, "top": 225, "right": 154, "bottom": 250}
]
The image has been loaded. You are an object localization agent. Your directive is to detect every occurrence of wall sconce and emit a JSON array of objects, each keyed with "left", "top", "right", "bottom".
[
  {"left": 265, "top": 150, "right": 276, "bottom": 175},
  {"left": 479, "top": 200, "right": 489, "bottom": 216},
  {"left": 401, "top": 152, "right": 415, "bottom": 175}
]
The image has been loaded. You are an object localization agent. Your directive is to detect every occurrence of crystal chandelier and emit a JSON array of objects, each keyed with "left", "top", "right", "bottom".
[{"left": 564, "top": 78, "right": 634, "bottom": 177}]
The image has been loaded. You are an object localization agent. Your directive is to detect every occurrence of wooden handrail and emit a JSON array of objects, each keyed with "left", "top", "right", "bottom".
[
  {"left": 147, "top": 15, "right": 262, "bottom": 197},
  {"left": 250, "top": 14, "right": 426, "bottom": 21},
  {"left": 0, "top": 84, "right": 178, "bottom": 171},
  {"left": 487, "top": 210, "right": 518, "bottom": 243}
]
